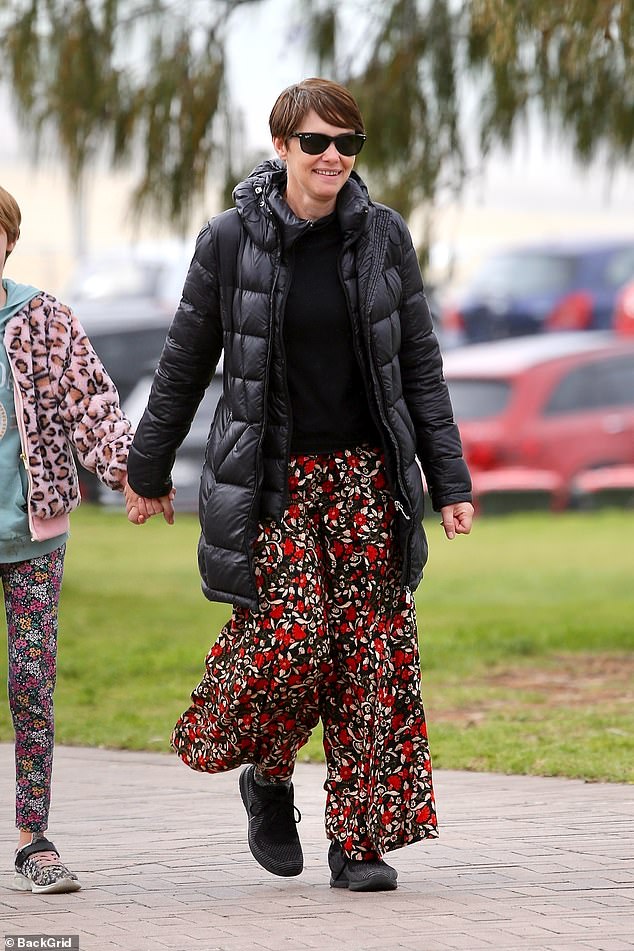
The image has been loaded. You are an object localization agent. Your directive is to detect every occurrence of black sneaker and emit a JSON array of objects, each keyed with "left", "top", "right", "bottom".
[
  {"left": 239, "top": 765, "right": 303, "bottom": 877},
  {"left": 328, "top": 841, "right": 398, "bottom": 892}
]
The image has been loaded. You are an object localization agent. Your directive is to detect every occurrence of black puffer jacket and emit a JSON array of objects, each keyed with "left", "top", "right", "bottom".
[{"left": 127, "top": 160, "right": 471, "bottom": 608}]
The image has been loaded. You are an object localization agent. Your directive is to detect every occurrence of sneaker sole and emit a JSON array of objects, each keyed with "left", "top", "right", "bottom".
[
  {"left": 239, "top": 767, "right": 303, "bottom": 878},
  {"left": 330, "top": 874, "right": 398, "bottom": 892},
  {"left": 12, "top": 872, "right": 81, "bottom": 894}
]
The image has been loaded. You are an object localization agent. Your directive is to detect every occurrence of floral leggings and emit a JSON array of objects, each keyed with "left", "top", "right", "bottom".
[
  {"left": 1, "top": 546, "right": 65, "bottom": 832},
  {"left": 172, "top": 447, "right": 437, "bottom": 859}
]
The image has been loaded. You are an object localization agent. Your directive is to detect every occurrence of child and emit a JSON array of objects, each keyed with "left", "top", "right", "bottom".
[{"left": 0, "top": 184, "right": 132, "bottom": 893}]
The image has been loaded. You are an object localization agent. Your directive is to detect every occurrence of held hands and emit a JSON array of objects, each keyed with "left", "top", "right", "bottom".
[
  {"left": 124, "top": 480, "right": 176, "bottom": 526},
  {"left": 440, "top": 501, "right": 474, "bottom": 540}
]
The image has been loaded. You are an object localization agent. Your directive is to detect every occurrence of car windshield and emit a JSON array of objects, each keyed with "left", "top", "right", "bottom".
[
  {"left": 88, "top": 327, "right": 170, "bottom": 402},
  {"left": 446, "top": 379, "right": 512, "bottom": 419},
  {"left": 124, "top": 375, "right": 223, "bottom": 441},
  {"left": 468, "top": 252, "right": 575, "bottom": 297},
  {"left": 68, "top": 260, "right": 163, "bottom": 300}
]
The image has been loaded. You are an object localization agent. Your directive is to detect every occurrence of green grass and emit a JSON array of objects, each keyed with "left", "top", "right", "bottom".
[{"left": 1, "top": 506, "right": 632, "bottom": 781}]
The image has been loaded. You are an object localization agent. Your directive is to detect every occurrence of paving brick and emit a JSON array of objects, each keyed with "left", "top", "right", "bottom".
[{"left": 1, "top": 744, "right": 633, "bottom": 951}]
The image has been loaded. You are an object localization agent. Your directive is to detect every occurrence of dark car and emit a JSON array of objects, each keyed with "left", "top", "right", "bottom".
[
  {"left": 66, "top": 243, "right": 192, "bottom": 402},
  {"left": 441, "top": 239, "right": 634, "bottom": 345},
  {"left": 65, "top": 245, "right": 193, "bottom": 499},
  {"left": 443, "top": 332, "right": 634, "bottom": 507},
  {"left": 101, "top": 372, "right": 224, "bottom": 512},
  {"left": 66, "top": 299, "right": 176, "bottom": 501},
  {"left": 75, "top": 298, "right": 173, "bottom": 403}
]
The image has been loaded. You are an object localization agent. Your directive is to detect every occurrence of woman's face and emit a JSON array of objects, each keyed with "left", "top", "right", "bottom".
[{"left": 273, "top": 108, "right": 357, "bottom": 220}]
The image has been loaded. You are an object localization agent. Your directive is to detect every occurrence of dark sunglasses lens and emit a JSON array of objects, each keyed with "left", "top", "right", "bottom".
[
  {"left": 296, "top": 133, "right": 365, "bottom": 155},
  {"left": 298, "top": 134, "right": 331, "bottom": 154},
  {"left": 336, "top": 134, "right": 365, "bottom": 156}
]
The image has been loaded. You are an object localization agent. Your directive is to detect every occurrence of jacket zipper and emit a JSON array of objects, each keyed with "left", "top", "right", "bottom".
[
  {"left": 244, "top": 235, "right": 280, "bottom": 595},
  {"left": 12, "top": 379, "right": 38, "bottom": 541},
  {"left": 278, "top": 245, "right": 296, "bottom": 514},
  {"left": 342, "top": 214, "right": 414, "bottom": 580},
  {"left": 362, "top": 320, "right": 414, "bottom": 581}
]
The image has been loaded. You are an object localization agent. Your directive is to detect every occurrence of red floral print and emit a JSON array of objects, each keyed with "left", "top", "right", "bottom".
[{"left": 172, "top": 447, "right": 437, "bottom": 859}]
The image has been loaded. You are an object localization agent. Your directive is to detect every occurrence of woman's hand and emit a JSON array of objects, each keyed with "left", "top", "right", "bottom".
[
  {"left": 124, "top": 481, "right": 176, "bottom": 525},
  {"left": 440, "top": 501, "right": 474, "bottom": 539}
]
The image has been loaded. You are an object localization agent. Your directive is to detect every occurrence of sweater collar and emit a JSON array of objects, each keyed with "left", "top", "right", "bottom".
[{"left": 233, "top": 159, "right": 372, "bottom": 251}]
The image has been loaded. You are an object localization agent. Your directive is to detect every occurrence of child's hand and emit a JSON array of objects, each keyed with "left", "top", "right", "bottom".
[{"left": 124, "top": 481, "right": 175, "bottom": 525}]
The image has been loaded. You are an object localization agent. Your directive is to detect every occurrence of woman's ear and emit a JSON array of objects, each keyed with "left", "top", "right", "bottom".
[{"left": 273, "top": 136, "right": 288, "bottom": 161}]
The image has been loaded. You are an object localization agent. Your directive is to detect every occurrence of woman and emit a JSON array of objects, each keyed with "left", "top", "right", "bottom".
[
  {"left": 0, "top": 184, "right": 134, "bottom": 892},
  {"left": 125, "top": 78, "right": 473, "bottom": 892}
]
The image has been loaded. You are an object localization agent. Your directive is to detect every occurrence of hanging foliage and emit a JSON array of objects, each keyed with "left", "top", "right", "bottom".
[
  {"left": 468, "top": 0, "right": 634, "bottom": 165},
  {"left": 1, "top": 0, "right": 632, "bottom": 238},
  {"left": 0, "top": 0, "right": 252, "bottom": 231}
]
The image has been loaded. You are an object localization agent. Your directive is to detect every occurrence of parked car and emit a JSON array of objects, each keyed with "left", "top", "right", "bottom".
[
  {"left": 66, "top": 242, "right": 193, "bottom": 402},
  {"left": 571, "top": 465, "right": 634, "bottom": 510},
  {"left": 65, "top": 244, "right": 193, "bottom": 500},
  {"left": 613, "top": 279, "right": 634, "bottom": 336},
  {"left": 470, "top": 467, "right": 565, "bottom": 515},
  {"left": 67, "top": 299, "right": 175, "bottom": 502},
  {"left": 74, "top": 298, "right": 173, "bottom": 404},
  {"left": 443, "top": 332, "right": 634, "bottom": 507},
  {"left": 101, "top": 371, "right": 224, "bottom": 512},
  {"left": 440, "top": 239, "right": 634, "bottom": 345}
]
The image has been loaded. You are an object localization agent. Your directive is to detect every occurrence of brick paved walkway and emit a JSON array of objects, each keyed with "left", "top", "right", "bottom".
[{"left": 1, "top": 745, "right": 632, "bottom": 951}]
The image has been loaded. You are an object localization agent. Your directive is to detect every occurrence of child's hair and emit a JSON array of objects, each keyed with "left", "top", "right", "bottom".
[{"left": 0, "top": 185, "right": 21, "bottom": 254}]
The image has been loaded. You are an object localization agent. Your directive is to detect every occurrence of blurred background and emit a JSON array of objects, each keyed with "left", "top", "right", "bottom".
[{"left": 2, "top": 0, "right": 634, "bottom": 513}]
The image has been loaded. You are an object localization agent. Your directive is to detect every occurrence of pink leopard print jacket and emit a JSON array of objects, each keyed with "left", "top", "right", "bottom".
[{"left": 3, "top": 292, "right": 132, "bottom": 541}]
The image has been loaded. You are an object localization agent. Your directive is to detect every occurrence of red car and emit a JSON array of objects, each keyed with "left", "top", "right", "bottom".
[
  {"left": 614, "top": 280, "right": 634, "bottom": 335},
  {"left": 443, "top": 332, "right": 634, "bottom": 506}
]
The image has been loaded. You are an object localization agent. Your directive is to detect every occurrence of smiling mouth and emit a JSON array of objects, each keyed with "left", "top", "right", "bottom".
[{"left": 314, "top": 169, "right": 340, "bottom": 177}]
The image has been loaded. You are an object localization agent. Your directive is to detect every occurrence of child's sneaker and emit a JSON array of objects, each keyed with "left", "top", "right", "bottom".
[{"left": 13, "top": 833, "right": 81, "bottom": 893}]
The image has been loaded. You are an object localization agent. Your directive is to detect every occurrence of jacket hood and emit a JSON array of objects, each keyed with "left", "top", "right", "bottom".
[{"left": 232, "top": 158, "right": 372, "bottom": 252}]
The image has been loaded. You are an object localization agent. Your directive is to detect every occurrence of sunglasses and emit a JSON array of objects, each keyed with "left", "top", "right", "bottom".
[{"left": 289, "top": 131, "right": 366, "bottom": 156}]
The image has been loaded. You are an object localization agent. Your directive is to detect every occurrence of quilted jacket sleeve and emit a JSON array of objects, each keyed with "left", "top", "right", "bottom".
[
  {"left": 56, "top": 306, "right": 132, "bottom": 490},
  {"left": 126, "top": 221, "right": 225, "bottom": 498},
  {"left": 394, "top": 217, "right": 472, "bottom": 510}
]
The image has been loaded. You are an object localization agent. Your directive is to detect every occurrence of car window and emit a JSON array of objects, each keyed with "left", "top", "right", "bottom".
[
  {"left": 468, "top": 253, "right": 575, "bottom": 297},
  {"left": 124, "top": 373, "right": 223, "bottom": 446},
  {"left": 596, "top": 356, "right": 634, "bottom": 405},
  {"left": 604, "top": 247, "right": 634, "bottom": 288},
  {"left": 544, "top": 356, "right": 634, "bottom": 414},
  {"left": 446, "top": 379, "right": 512, "bottom": 419},
  {"left": 188, "top": 377, "right": 224, "bottom": 443},
  {"left": 68, "top": 260, "right": 163, "bottom": 300},
  {"left": 89, "top": 327, "right": 169, "bottom": 401}
]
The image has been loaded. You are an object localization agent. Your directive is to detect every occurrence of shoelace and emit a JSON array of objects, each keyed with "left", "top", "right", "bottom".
[{"left": 26, "top": 849, "right": 61, "bottom": 867}]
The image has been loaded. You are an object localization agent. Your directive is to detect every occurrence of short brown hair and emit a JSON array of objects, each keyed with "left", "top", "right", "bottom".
[
  {"left": 0, "top": 186, "right": 21, "bottom": 248},
  {"left": 269, "top": 78, "right": 365, "bottom": 141}
]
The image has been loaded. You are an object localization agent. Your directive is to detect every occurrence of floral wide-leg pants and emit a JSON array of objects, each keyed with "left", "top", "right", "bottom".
[
  {"left": 1, "top": 546, "right": 65, "bottom": 832},
  {"left": 172, "top": 447, "right": 437, "bottom": 859}
]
